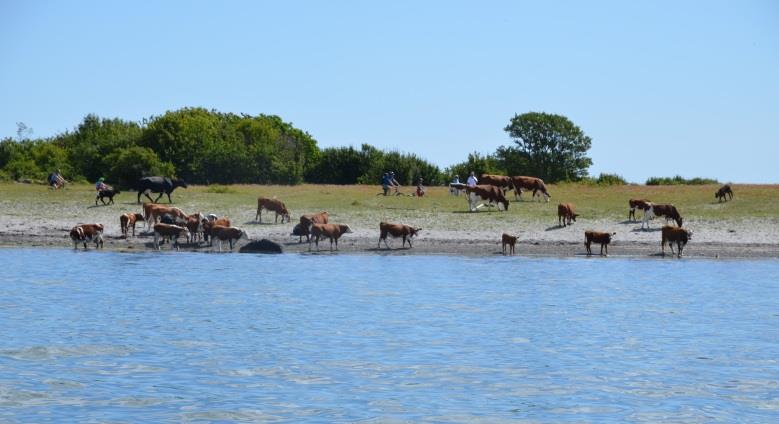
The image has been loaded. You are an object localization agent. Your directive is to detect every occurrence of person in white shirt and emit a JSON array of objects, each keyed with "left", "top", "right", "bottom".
[{"left": 466, "top": 171, "right": 478, "bottom": 187}]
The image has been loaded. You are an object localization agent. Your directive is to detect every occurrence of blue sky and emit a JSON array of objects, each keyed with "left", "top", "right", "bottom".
[{"left": 1, "top": 1, "right": 777, "bottom": 183}]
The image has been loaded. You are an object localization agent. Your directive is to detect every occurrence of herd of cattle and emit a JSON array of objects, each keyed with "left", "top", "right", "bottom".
[{"left": 68, "top": 175, "right": 736, "bottom": 258}]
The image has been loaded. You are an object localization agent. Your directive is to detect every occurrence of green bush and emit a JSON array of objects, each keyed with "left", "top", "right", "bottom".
[
  {"left": 104, "top": 146, "right": 175, "bottom": 189},
  {"left": 596, "top": 173, "right": 627, "bottom": 186},
  {"left": 646, "top": 175, "right": 719, "bottom": 185},
  {"left": 205, "top": 184, "right": 236, "bottom": 194},
  {"left": 4, "top": 158, "right": 42, "bottom": 180}
]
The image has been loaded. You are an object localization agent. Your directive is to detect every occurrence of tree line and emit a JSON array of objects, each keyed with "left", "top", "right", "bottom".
[{"left": 1, "top": 108, "right": 613, "bottom": 187}]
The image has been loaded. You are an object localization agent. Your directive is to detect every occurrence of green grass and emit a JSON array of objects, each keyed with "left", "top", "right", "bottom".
[{"left": 1, "top": 182, "right": 777, "bottom": 231}]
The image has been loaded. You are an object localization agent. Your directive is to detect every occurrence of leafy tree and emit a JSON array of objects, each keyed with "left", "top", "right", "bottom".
[
  {"left": 104, "top": 146, "right": 175, "bottom": 189},
  {"left": 60, "top": 114, "right": 143, "bottom": 181},
  {"left": 503, "top": 112, "right": 592, "bottom": 182}
]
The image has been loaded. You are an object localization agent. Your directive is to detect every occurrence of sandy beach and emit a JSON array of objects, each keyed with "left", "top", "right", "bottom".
[{"left": 1, "top": 183, "right": 777, "bottom": 258}]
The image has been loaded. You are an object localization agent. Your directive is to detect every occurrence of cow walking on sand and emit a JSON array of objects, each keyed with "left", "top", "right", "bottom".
[
  {"left": 309, "top": 223, "right": 352, "bottom": 252},
  {"left": 557, "top": 203, "right": 578, "bottom": 227},
  {"left": 585, "top": 231, "right": 615, "bottom": 256},
  {"left": 256, "top": 197, "right": 291, "bottom": 223},
  {"left": 378, "top": 222, "right": 421, "bottom": 249},
  {"left": 661, "top": 225, "right": 692, "bottom": 257},
  {"left": 502, "top": 233, "right": 517, "bottom": 255}
]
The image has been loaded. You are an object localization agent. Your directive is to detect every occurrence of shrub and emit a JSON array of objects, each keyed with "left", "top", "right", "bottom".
[
  {"left": 596, "top": 173, "right": 627, "bottom": 186},
  {"left": 4, "top": 158, "right": 42, "bottom": 180},
  {"left": 205, "top": 184, "right": 236, "bottom": 194},
  {"left": 104, "top": 146, "right": 175, "bottom": 189},
  {"left": 646, "top": 175, "right": 719, "bottom": 185}
]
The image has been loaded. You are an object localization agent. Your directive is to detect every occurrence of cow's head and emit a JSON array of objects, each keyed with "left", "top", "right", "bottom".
[
  {"left": 677, "top": 216, "right": 684, "bottom": 227},
  {"left": 173, "top": 178, "right": 188, "bottom": 189},
  {"left": 571, "top": 213, "right": 579, "bottom": 222},
  {"left": 410, "top": 227, "right": 422, "bottom": 238},
  {"left": 342, "top": 225, "right": 353, "bottom": 234},
  {"left": 501, "top": 199, "right": 510, "bottom": 211}
]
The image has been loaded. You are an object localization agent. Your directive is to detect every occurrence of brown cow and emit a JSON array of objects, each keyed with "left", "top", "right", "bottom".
[
  {"left": 69, "top": 224, "right": 104, "bottom": 249},
  {"left": 256, "top": 197, "right": 291, "bottom": 223},
  {"left": 661, "top": 225, "right": 692, "bottom": 257},
  {"left": 644, "top": 203, "right": 683, "bottom": 228},
  {"left": 628, "top": 199, "right": 652, "bottom": 222},
  {"left": 184, "top": 212, "right": 205, "bottom": 243},
  {"left": 557, "top": 203, "right": 578, "bottom": 227},
  {"left": 119, "top": 213, "right": 144, "bottom": 237},
  {"left": 585, "top": 231, "right": 616, "bottom": 256},
  {"left": 291, "top": 212, "right": 329, "bottom": 243},
  {"left": 378, "top": 222, "right": 421, "bottom": 249},
  {"left": 479, "top": 174, "right": 513, "bottom": 193},
  {"left": 210, "top": 225, "right": 248, "bottom": 251},
  {"left": 464, "top": 185, "right": 509, "bottom": 212},
  {"left": 716, "top": 184, "right": 733, "bottom": 202},
  {"left": 309, "top": 223, "right": 353, "bottom": 251},
  {"left": 144, "top": 204, "right": 186, "bottom": 230},
  {"left": 203, "top": 217, "right": 232, "bottom": 245},
  {"left": 502, "top": 233, "right": 517, "bottom": 255},
  {"left": 153, "top": 223, "right": 190, "bottom": 251},
  {"left": 510, "top": 176, "right": 551, "bottom": 202}
]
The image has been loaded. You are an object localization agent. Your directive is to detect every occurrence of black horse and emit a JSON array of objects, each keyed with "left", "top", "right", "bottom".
[{"left": 136, "top": 177, "right": 188, "bottom": 204}]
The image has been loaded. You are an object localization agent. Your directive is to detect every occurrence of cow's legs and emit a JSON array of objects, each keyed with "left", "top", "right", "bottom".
[
  {"left": 256, "top": 209, "right": 262, "bottom": 223},
  {"left": 166, "top": 192, "right": 173, "bottom": 203}
]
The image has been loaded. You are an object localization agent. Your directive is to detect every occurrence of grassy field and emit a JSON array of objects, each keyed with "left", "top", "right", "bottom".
[{"left": 1, "top": 182, "right": 777, "bottom": 229}]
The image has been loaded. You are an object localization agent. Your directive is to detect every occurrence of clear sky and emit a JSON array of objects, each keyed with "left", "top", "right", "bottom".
[{"left": 2, "top": 1, "right": 777, "bottom": 183}]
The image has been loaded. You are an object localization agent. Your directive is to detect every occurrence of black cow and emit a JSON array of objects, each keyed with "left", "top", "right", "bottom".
[
  {"left": 136, "top": 177, "right": 188, "bottom": 204},
  {"left": 96, "top": 188, "right": 119, "bottom": 205}
]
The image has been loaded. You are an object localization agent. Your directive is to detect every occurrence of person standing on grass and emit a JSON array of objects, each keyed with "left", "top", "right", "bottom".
[
  {"left": 381, "top": 172, "right": 391, "bottom": 196},
  {"left": 467, "top": 171, "right": 478, "bottom": 187},
  {"left": 389, "top": 171, "right": 401, "bottom": 195}
]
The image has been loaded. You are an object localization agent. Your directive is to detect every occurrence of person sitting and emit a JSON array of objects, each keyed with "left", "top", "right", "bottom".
[
  {"left": 95, "top": 177, "right": 109, "bottom": 192},
  {"left": 48, "top": 169, "right": 66, "bottom": 189},
  {"left": 450, "top": 175, "right": 461, "bottom": 196},
  {"left": 416, "top": 177, "right": 426, "bottom": 197}
]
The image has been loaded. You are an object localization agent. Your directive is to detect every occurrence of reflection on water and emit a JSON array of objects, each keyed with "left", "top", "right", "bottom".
[{"left": 1, "top": 249, "right": 778, "bottom": 422}]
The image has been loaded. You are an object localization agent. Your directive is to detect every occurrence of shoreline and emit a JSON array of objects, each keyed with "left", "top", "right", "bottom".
[{"left": 3, "top": 232, "right": 778, "bottom": 259}]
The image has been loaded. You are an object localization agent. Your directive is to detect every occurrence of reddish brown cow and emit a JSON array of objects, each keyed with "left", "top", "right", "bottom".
[
  {"left": 661, "top": 225, "right": 692, "bottom": 257},
  {"left": 203, "top": 217, "right": 232, "bottom": 245},
  {"left": 153, "top": 223, "right": 190, "bottom": 251},
  {"left": 716, "top": 184, "right": 733, "bottom": 202},
  {"left": 585, "top": 231, "right": 616, "bottom": 256},
  {"left": 120, "top": 213, "right": 144, "bottom": 237},
  {"left": 502, "top": 233, "right": 517, "bottom": 255},
  {"left": 69, "top": 223, "right": 104, "bottom": 249},
  {"left": 210, "top": 225, "right": 248, "bottom": 251},
  {"left": 145, "top": 205, "right": 186, "bottom": 230},
  {"left": 309, "top": 223, "right": 353, "bottom": 251},
  {"left": 378, "top": 222, "right": 421, "bottom": 249},
  {"left": 557, "top": 203, "right": 579, "bottom": 227},
  {"left": 292, "top": 212, "right": 329, "bottom": 243},
  {"left": 628, "top": 199, "right": 652, "bottom": 221},
  {"left": 479, "top": 174, "right": 513, "bottom": 192},
  {"left": 256, "top": 197, "right": 291, "bottom": 223},
  {"left": 464, "top": 185, "right": 509, "bottom": 212},
  {"left": 510, "top": 176, "right": 551, "bottom": 202}
]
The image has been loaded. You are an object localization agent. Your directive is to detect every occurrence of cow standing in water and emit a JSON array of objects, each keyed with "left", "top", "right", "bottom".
[{"left": 136, "top": 177, "right": 187, "bottom": 204}]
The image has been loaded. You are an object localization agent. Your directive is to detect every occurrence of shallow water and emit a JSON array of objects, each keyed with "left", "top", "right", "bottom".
[{"left": 1, "top": 249, "right": 778, "bottom": 422}]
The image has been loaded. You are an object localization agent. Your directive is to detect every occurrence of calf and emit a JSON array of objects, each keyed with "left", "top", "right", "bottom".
[
  {"left": 210, "top": 225, "right": 248, "bottom": 251},
  {"left": 510, "top": 176, "right": 551, "bottom": 202},
  {"left": 661, "top": 225, "right": 692, "bottom": 257},
  {"left": 256, "top": 197, "right": 291, "bottom": 223},
  {"left": 69, "top": 223, "right": 104, "bottom": 249},
  {"left": 378, "top": 222, "right": 421, "bottom": 249},
  {"left": 291, "top": 212, "right": 329, "bottom": 243},
  {"left": 585, "top": 231, "right": 616, "bottom": 256},
  {"left": 557, "top": 203, "right": 578, "bottom": 227},
  {"left": 153, "top": 223, "right": 190, "bottom": 251},
  {"left": 502, "top": 233, "right": 517, "bottom": 255},
  {"left": 119, "top": 213, "right": 144, "bottom": 237},
  {"left": 309, "top": 223, "right": 353, "bottom": 251},
  {"left": 628, "top": 198, "right": 651, "bottom": 222},
  {"left": 96, "top": 188, "right": 120, "bottom": 205},
  {"left": 716, "top": 184, "right": 733, "bottom": 202},
  {"left": 651, "top": 204, "right": 683, "bottom": 227},
  {"left": 464, "top": 185, "right": 510, "bottom": 212}
]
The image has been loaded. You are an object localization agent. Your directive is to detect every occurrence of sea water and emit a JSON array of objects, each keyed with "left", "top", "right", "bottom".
[{"left": 1, "top": 248, "right": 778, "bottom": 422}]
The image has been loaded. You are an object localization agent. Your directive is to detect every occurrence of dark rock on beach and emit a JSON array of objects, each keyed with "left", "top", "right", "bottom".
[{"left": 239, "top": 239, "right": 283, "bottom": 254}]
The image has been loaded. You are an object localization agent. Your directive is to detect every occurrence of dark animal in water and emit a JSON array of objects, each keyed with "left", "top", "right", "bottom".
[{"left": 136, "top": 176, "right": 187, "bottom": 204}]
